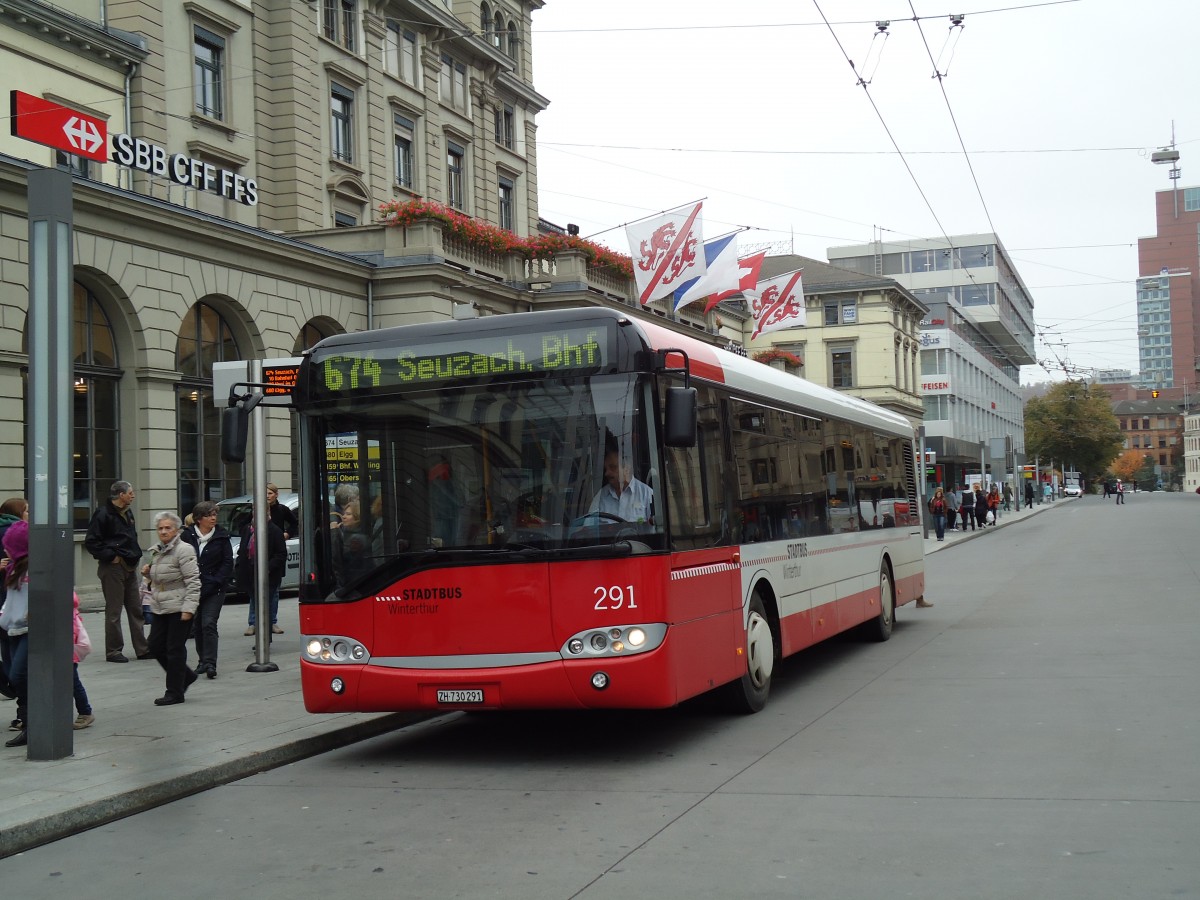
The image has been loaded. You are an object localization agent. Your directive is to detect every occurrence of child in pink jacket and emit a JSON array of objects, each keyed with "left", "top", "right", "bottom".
[{"left": 72, "top": 591, "right": 95, "bottom": 729}]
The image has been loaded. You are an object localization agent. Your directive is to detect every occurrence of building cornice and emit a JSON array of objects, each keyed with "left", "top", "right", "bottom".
[{"left": 0, "top": 0, "right": 148, "bottom": 71}]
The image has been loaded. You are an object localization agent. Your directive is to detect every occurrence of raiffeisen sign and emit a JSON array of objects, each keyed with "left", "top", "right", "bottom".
[{"left": 111, "top": 133, "right": 259, "bottom": 206}]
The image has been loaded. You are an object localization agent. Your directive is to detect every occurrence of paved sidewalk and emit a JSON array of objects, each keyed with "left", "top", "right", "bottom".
[
  {"left": 0, "top": 596, "right": 420, "bottom": 858},
  {"left": 1, "top": 493, "right": 1079, "bottom": 857},
  {"left": 924, "top": 491, "right": 1073, "bottom": 553}
]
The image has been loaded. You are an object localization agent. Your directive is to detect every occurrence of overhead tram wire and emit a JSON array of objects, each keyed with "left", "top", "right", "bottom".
[
  {"left": 908, "top": 5, "right": 1000, "bottom": 238},
  {"left": 811, "top": 1, "right": 955, "bottom": 245},
  {"left": 533, "top": 1, "right": 1083, "bottom": 34},
  {"left": 812, "top": 1, "right": 996, "bottom": 302},
  {"left": 535, "top": 141, "right": 1148, "bottom": 157}
]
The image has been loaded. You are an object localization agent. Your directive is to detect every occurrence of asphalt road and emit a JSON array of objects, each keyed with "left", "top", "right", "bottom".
[{"left": 4, "top": 492, "right": 1198, "bottom": 899}]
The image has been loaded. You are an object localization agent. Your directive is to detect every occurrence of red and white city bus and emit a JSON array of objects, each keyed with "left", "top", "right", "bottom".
[{"left": 293, "top": 307, "right": 926, "bottom": 714}]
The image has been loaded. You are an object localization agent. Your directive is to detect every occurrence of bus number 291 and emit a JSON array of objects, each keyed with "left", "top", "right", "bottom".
[{"left": 594, "top": 585, "right": 637, "bottom": 611}]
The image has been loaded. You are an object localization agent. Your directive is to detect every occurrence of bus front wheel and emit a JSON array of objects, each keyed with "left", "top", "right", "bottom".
[
  {"left": 865, "top": 562, "right": 895, "bottom": 642},
  {"left": 724, "top": 594, "right": 776, "bottom": 714}
]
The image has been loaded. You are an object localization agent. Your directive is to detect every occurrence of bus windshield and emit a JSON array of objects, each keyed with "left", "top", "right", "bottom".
[{"left": 304, "top": 373, "right": 664, "bottom": 600}]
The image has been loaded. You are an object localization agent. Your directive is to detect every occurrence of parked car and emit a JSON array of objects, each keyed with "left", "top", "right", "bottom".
[{"left": 215, "top": 492, "right": 301, "bottom": 597}]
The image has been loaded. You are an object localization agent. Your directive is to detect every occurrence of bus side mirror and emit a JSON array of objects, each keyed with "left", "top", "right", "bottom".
[
  {"left": 664, "top": 387, "right": 697, "bottom": 448},
  {"left": 221, "top": 405, "right": 250, "bottom": 463}
]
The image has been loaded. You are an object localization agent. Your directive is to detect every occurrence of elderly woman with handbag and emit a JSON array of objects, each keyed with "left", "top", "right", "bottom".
[{"left": 142, "top": 511, "right": 201, "bottom": 706}]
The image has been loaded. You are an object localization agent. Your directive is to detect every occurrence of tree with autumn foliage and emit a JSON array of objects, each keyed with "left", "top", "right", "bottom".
[
  {"left": 1110, "top": 449, "right": 1145, "bottom": 483},
  {"left": 1023, "top": 381, "right": 1123, "bottom": 487}
]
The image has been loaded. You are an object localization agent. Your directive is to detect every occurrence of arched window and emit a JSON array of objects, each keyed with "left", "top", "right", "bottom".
[
  {"left": 70, "top": 282, "right": 121, "bottom": 529},
  {"left": 493, "top": 11, "right": 504, "bottom": 51},
  {"left": 481, "top": 3, "right": 493, "bottom": 43},
  {"left": 505, "top": 18, "right": 517, "bottom": 61},
  {"left": 176, "top": 302, "right": 244, "bottom": 514}
]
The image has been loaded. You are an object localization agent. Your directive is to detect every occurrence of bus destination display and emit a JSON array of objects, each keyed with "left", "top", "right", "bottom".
[{"left": 320, "top": 325, "right": 609, "bottom": 392}]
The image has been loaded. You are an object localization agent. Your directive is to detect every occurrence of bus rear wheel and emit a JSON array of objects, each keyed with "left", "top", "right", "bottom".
[
  {"left": 865, "top": 562, "right": 895, "bottom": 642},
  {"left": 724, "top": 594, "right": 776, "bottom": 713}
]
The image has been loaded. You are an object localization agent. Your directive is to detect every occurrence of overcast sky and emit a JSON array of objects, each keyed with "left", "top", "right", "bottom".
[{"left": 530, "top": 0, "right": 1196, "bottom": 384}]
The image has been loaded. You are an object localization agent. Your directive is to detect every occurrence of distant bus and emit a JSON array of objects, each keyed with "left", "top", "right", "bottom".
[{"left": 291, "top": 307, "right": 926, "bottom": 714}]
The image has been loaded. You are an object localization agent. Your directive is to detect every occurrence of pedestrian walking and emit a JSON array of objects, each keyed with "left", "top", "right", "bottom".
[
  {"left": 1002, "top": 482, "right": 1013, "bottom": 512},
  {"left": 959, "top": 483, "right": 976, "bottom": 531},
  {"left": 180, "top": 501, "right": 233, "bottom": 679},
  {"left": 1, "top": 519, "right": 30, "bottom": 746},
  {"left": 987, "top": 484, "right": 1001, "bottom": 524},
  {"left": 1024, "top": 480, "right": 1034, "bottom": 509},
  {"left": 928, "top": 488, "right": 948, "bottom": 542},
  {"left": 1115, "top": 480, "right": 1125, "bottom": 505},
  {"left": 142, "top": 512, "right": 201, "bottom": 706},
  {"left": 0, "top": 497, "right": 29, "bottom": 705},
  {"left": 84, "top": 481, "right": 150, "bottom": 663},
  {"left": 974, "top": 484, "right": 988, "bottom": 529}
]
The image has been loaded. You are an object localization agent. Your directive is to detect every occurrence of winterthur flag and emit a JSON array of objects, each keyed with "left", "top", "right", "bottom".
[
  {"left": 672, "top": 234, "right": 740, "bottom": 311},
  {"left": 704, "top": 250, "right": 767, "bottom": 313},
  {"left": 749, "top": 269, "right": 805, "bottom": 339},
  {"left": 626, "top": 202, "right": 706, "bottom": 305}
]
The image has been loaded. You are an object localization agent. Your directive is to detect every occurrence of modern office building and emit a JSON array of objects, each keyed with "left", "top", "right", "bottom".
[
  {"left": 827, "top": 235, "right": 1036, "bottom": 489},
  {"left": 1136, "top": 184, "right": 1200, "bottom": 395},
  {"left": 1093, "top": 368, "right": 1133, "bottom": 385}
]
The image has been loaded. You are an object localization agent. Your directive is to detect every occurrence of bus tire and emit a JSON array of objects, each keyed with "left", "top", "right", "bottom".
[
  {"left": 724, "top": 594, "right": 776, "bottom": 714},
  {"left": 866, "top": 561, "right": 895, "bottom": 643}
]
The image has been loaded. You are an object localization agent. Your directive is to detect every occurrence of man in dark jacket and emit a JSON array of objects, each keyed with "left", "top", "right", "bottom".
[
  {"left": 266, "top": 483, "right": 297, "bottom": 540},
  {"left": 84, "top": 480, "right": 149, "bottom": 662},
  {"left": 236, "top": 513, "right": 287, "bottom": 636},
  {"left": 958, "top": 484, "right": 976, "bottom": 531},
  {"left": 181, "top": 501, "right": 234, "bottom": 678}
]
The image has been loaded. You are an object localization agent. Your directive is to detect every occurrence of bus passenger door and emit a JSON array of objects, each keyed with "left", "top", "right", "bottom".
[{"left": 662, "top": 393, "right": 743, "bottom": 697}]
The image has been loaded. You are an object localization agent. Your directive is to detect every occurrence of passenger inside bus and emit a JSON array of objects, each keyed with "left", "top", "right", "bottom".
[{"left": 331, "top": 499, "right": 373, "bottom": 587}]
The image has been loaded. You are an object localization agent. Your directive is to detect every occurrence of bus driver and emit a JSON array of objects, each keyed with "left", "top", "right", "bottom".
[{"left": 589, "top": 439, "right": 654, "bottom": 524}]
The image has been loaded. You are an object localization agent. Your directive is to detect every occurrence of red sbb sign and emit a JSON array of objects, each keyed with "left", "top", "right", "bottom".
[{"left": 10, "top": 91, "right": 108, "bottom": 163}]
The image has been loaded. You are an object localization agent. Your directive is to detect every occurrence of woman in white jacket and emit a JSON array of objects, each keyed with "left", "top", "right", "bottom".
[{"left": 142, "top": 512, "right": 201, "bottom": 706}]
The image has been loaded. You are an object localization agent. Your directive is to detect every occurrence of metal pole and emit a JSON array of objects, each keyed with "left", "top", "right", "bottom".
[
  {"left": 248, "top": 359, "right": 278, "bottom": 673},
  {"left": 918, "top": 427, "right": 929, "bottom": 541},
  {"left": 25, "top": 169, "right": 75, "bottom": 760}
]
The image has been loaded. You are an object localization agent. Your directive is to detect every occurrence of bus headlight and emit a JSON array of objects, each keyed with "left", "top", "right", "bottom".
[
  {"left": 560, "top": 623, "right": 667, "bottom": 659},
  {"left": 302, "top": 635, "right": 370, "bottom": 665}
]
